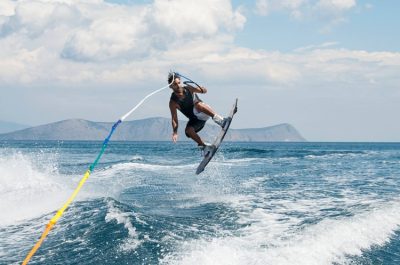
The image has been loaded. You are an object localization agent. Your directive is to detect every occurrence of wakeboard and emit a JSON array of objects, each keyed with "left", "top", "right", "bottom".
[{"left": 196, "top": 98, "right": 238, "bottom": 174}]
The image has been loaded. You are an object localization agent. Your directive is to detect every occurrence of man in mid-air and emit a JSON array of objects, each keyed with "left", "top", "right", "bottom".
[{"left": 168, "top": 72, "right": 228, "bottom": 153}]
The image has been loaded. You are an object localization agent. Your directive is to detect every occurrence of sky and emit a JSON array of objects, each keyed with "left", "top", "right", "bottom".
[{"left": 0, "top": 0, "right": 399, "bottom": 141}]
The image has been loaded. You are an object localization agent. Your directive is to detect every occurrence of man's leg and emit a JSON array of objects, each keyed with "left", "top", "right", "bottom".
[
  {"left": 194, "top": 102, "right": 215, "bottom": 117},
  {"left": 185, "top": 126, "right": 205, "bottom": 146},
  {"left": 195, "top": 102, "right": 227, "bottom": 128}
]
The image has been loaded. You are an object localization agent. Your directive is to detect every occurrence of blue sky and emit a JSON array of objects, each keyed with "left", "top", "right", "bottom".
[
  {"left": 233, "top": 1, "right": 399, "bottom": 52},
  {"left": 0, "top": 0, "right": 399, "bottom": 141}
]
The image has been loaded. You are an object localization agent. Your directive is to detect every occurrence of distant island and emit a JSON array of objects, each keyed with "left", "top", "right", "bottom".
[
  {"left": 0, "top": 120, "right": 30, "bottom": 134},
  {"left": 0, "top": 117, "right": 306, "bottom": 142}
]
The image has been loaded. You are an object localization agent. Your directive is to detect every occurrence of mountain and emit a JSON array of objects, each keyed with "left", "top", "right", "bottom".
[
  {"left": 0, "top": 120, "right": 30, "bottom": 134},
  {"left": 0, "top": 117, "right": 306, "bottom": 142}
]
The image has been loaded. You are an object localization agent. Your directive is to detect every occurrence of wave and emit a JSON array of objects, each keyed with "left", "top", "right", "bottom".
[
  {"left": 0, "top": 151, "right": 72, "bottom": 226},
  {"left": 0, "top": 148, "right": 213, "bottom": 227},
  {"left": 105, "top": 200, "right": 142, "bottom": 252},
  {"left": 161, "top": 200, "right": 400, "bottom": 265}
]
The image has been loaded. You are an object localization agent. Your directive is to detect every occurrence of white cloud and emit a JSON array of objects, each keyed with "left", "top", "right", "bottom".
[
  {"left": 299, "top": 49, "right": 400, "bottom": 87},
  {"left": 254, "top": 0, "right": 357, "bottom": 22},
  {"left": 365, "top": 3, "right": 373, "bottom": 10},
  {"left": 61, "top": 10, "right": 149, "bottom": 61},
  {"left": 317, "top": 0, "right": 356, "bottom": 11},
  {"left": 0, "top": 0, "right": 246, "bottom": 83},
  {"left": 0, "top": 1, "right": 16, "bottom": 16},
  {"left": 152, "top": 0, "right": 245, "bottom": 36},
  {"left": 255, "top": 0, "right": 268, "bottom": 16},
  {"left": 255, "top": 0, "right": 306, "bottom": 18},
  {"left": 1, "top": 1, "right": 83, "bottom": 38},
  {"left": 294, "top": 41, "right": 339, "bottom": 52},
  {"left": 0, "top": 0, "right": 397, "bottom": 89}
]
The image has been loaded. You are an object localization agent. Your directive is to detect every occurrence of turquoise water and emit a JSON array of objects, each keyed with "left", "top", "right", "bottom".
[{"left": 1, "top": 141, "right": 400, "bottom": 264}]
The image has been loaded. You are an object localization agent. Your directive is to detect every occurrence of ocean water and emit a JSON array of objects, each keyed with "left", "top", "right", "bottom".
[{"left": 1, "top": 140, "right": 400, "bottom": 265}]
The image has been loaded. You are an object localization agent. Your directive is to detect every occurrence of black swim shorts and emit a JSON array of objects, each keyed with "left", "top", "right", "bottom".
[{"left": 185, "top": 118, "right": 207, "bottom": 137}]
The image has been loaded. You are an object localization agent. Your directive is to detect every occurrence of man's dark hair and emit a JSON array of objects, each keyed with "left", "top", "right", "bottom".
[{"left": 168, "top": 72, "right": 179, "bottom": 84}]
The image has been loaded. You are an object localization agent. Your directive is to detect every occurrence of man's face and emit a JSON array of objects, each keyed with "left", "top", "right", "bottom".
[{"left": 170, "top": 77, "right": 182, "bottom": 91}]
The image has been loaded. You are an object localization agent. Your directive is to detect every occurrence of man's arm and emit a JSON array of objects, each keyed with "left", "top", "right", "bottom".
[
  {"left": 187, "top": 84, "right": 207, "bottom": 94},
  {"left": 169, "top": 100, "right": 179, "bottom": 143}
]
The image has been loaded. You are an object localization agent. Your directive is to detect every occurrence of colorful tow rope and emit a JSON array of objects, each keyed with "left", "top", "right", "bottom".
[{"left": 22, "top": 82, "right": 171, "bottom": 265}]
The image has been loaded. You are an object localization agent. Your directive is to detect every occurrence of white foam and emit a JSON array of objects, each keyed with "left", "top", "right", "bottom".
[
  {"left": 264, "top": 202, "right": 400, "bottom": 265},
  {"left": 107, "top": 161, "right": 194, "bottom": 173},
  {"left": 105, "top": 200, "right": 142, "bottom": 252},
  {"left": 131, "top": 155, "right": 144, "bottom": 161},
  {"left": 0, "top": 152, "right": 71, "bottom": 226},
  {"left": 161, "top": 201, "right": 400, "bottom": 265},
  {"left": 84, "top": 160, "right": 196, "bottom": 197}
]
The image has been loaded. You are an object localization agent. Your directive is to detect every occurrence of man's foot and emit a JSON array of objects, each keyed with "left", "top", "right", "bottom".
[
  {"left": 213, "top": 114, "right": 230, "bottom": 128},
  {"left": 214, "top": 117, "right": 231, "bottom": 129},
  {"left": 198, "top": 143, "right": 215, "bottom": 157}
]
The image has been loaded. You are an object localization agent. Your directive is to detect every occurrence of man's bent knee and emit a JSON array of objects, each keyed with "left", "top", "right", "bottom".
[
  {"left": 185, "top": 127, "right": 195, "bottom": 138},
  {"left": 194, "top": 102, "right": 205, "bottom": 111}
]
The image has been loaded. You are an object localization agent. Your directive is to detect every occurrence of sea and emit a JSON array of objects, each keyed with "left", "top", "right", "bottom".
[{"left": 0, "top": 140, "right": 399, "bottom": 265}]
